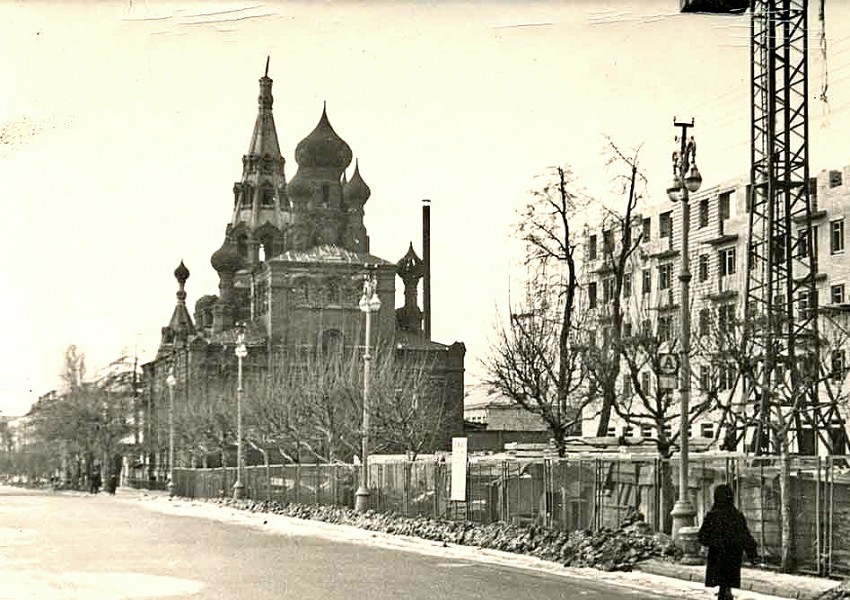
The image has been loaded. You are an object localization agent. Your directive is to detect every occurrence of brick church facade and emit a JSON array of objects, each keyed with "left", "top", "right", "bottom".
[{"left": 142, "top": 63, "right": 465, "bottom": 474}]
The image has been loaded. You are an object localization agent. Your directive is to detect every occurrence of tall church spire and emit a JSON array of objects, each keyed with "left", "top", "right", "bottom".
[{"left": 227, "top": 59, "right": 288, "bottom": 267}]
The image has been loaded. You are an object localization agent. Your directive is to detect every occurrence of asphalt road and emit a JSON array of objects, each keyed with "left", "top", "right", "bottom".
[{"left": 0, "top": 486, "right": 672, "bottom": 600}]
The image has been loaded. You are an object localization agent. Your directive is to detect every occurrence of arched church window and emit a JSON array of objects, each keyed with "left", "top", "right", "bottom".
[
  {"left": 241, "top": 185, "right": 253, "bottom": 209},
  {"left": 261, "top": 186, "right": 274, "bottom": 207},
  {"left": 237, "top": 234, "right": 248, "bottom": 260},
  {"left": 327, "top": 281, "right": 340, "bottom": 304},
  {"left": 321, "top": 329, "right": 343, "bottom": 355}
]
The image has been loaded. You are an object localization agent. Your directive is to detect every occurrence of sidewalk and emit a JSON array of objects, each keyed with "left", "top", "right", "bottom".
[{"left": 637, "top": 559, "right": 841, "bottom": 600}]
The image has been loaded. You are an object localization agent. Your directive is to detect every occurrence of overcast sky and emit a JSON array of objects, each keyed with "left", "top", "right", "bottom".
[{"left": 2, "top": 1, "right": 850, "bottom": 416}]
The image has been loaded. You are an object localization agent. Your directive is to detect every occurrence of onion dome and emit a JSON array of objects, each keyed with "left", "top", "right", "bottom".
[
  {"left": 174, "top": 260, "right": 190, "bottom": 285},
  {"left": 343, "top": 160, "right": 371, "bottom": 205},
  {"left": 286, "top": 170, "right": 313, "bottom": 199},
  {"left": 210, "top": 240, "right": 242, "bottom": 273},
  {"left": 396, "top": 242, "right": 424, "bottom": 280},
  {"left": 294, "top": 105, "right": 353, "bottom": 169},
  {"left": 194, "top": 294, "right": 218, "bottom": 314}
]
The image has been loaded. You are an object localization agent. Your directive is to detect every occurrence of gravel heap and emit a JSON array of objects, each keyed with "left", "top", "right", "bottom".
[{"left": 204, "top": 497, "right": 681, "bottom": 571}]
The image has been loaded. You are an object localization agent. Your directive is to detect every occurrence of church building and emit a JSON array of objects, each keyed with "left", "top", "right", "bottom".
[{"left": 142, "top": 63, "right": 465, "bottom": 475}]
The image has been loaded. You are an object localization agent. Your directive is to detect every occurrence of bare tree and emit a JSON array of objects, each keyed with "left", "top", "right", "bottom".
[
  {"left": 610, "top": 306, "right": 711, "bottom": 533},
  {"left": 369, "top": 347, "right": 447, "bottom": 460},
  {"left": 582, "top": 139, "right": 647, "bottom": 436},
  {"left": 484, "top": 166, "right": 591, "bottom": 456},
  {"left": 30, "top": 346, "right": 133, "bottom": 489},
  {"left": 246, "top": 343, "right": 446, "bottom": 464}
]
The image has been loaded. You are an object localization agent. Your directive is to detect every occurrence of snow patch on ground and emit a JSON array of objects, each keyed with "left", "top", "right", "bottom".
[
  {"left": 127, "top": 493, "right": 793, "bottom": 600},
  {"left": 0, "top": 570, "right": 203, "bottom": 600}
]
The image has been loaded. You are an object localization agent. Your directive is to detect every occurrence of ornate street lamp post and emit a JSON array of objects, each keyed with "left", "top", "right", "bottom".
[
  {"left": 666, "top": 118, "right": 702, "bottom": 549},
  {"left": 165, "top": 366, "right": 176, "bottom": 497},
  {"left": 233, "top": 322, "right": 248, "bottom": 500},
  {"left": 355, "top": 271, "right": 381, "bottom": 513}
]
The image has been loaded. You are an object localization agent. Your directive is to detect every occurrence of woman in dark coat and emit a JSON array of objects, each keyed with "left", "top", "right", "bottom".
[{"left": 698, "top": 484, "right": 759, "bottom": 600}]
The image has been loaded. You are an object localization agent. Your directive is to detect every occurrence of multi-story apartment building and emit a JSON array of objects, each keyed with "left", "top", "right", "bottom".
[{"left": 579, "top": 165, "right": 850, "bottom": 454}]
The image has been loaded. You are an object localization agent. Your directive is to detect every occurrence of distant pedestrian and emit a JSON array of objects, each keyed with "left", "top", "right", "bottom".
[
  {"left": 90, "top": 470, "right": 102, "bottom": 494},
  {"left": 698, "top": 483, "right": 758, "bottom": 600}
]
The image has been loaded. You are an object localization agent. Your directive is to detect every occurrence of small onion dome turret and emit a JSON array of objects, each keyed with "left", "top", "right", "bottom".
[
  {"left": 396, "top": 242, "right": 424, "bottom": 280},
  {"left": 294, "top": 105, "right": 353, "bottom": 169},
  {"left": 286, "top": 170, "right": 313, "bottom": 200},
  {"left": 174, "top": 260, "right": 190, "bottom": 284},
  {"left": 343, "top": 161, "right": 371, "bottom": 206},
  {"left": 210, "top": 240, "right": 242, "bottom": 273}
]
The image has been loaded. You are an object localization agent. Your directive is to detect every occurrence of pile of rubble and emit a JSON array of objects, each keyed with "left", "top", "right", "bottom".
[{"left": 207, "top": 497, "right": 680, "bottom": 571}]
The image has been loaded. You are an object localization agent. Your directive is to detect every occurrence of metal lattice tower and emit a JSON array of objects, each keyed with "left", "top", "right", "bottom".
[
  {"left": 683, "top": 0, "right": 845, "bottom": 453},
  {"left": 745, "top": 0, "right": 843, "bottom": 454}
]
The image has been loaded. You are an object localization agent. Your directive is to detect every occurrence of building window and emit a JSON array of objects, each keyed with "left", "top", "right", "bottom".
[
  {"left": 587, "top": 329, "right": 596, "bottom": 348},
  {"left": 603, "top": 277, "right": 614, "bottom": 303},
  {"left": 718, "top": 303, "right": 735, "bottom": 334},
  {"left": 831, "top": 220, "right": 845, "bottom": 254},
  {"left": 699, "top": 365, "right": 711, "bottom": 391},
  {"left": 659, "top": 211, "right": 673, "bottom": 239},
  {"left": 798, "top": 291, "right": 812, "bottom": 320},
  {"left": 699, "top": 308, "right": 710, "bottom": 336},
  {"left": 607, "top": 426, "right": 616, "bottom": 437},
  {"left": 623, "top": 322, "right": 633, "bottom": 338},
  {"left": 773, "top": 234, "right": 787, "bottom": 264},
  {"left": 623, "top": 272, "right": 632, "bottom": 297},
  {"left": 658, "top": 315, "right": 673, "bottom": 341},
  {"left": 320, "top": 329, "right": 344, "bottom": 355},
  {"left": 641, "top": 424, "right": 652, "bottom": 438},
  {"left": 798, "top": 228, "right": 811, "bottom": 258},
  {"left": 659, "top": 263, "right": 673, "bottom": 290},
  {"left": 588, "top": 235, "right": 598, "bottom": 260},
  {"left": 719, "top": 247, "right": 737, "bottom": 277},
  {"left": 640, "top": 371, "right": 651, "bottom": 394},
  {"left": 588, "top": 282, "right": 597, "bottom": 309},
  {"left": 642, "top": 269, "right": 651, "bottom": 295},
  {"left": 699, "top": 254, "right": 709, "bottom": 282},
  {"left": 641, "top": 319, "right": 651, "bottom": 338},
  {"left": 603, "top": 229, "right": 614, "bottom": 255},
  {"left": 748, "top": 241, "right": 759, "bottom": 272},
  {"left": 701, "top": 423, "right": 715, "bottom": 439},
  {"left": 829, "top": 169, "right": 843, "bottom": 188},
  {"left": 719, "top": 192, "right": 731, "bottom": 221},
  {"left": 719, "top": 363, "right": 736, "bottom": 391},
  {"left": 699, "top": 199, "right": 709, "bottom": 228},
  {"left": 832, "top": 284, "right": 845, "bottom": 305},
  {"left": 261, "top": 186, "right": 275, "bottom": 207},
  {"left": 623, "top": 425, "right": 634, "bottom": 437},
  {"left": 832, "top": 350, "right": 846, "bottom": 381},
  {"left": 622, "top": 375, "right": 633, "bottom": 397},
  {"left": 642, "top": 217, "right": 651, "bottom": 241}
]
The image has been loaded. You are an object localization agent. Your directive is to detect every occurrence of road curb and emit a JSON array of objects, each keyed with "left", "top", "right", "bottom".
[{"left": 636, "top": 559, "right": 839, "bottom": 600}]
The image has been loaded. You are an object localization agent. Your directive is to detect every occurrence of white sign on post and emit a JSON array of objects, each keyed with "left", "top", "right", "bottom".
[
  {"left": 659, "top": 353, "right": 680, "bottom": 375},
  {"left": 450, "top": 437, "right": 468, "bottom": 502}
]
